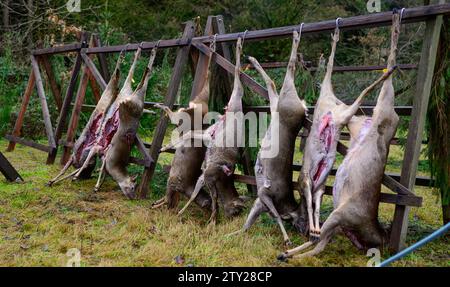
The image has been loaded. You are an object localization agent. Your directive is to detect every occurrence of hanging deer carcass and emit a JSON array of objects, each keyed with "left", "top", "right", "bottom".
[
  {"left": 297, "top": 21, "right": 396, "bottom": 240},
  {"left": 166, "top": 37, "right": 247, "bottom": 224},
  {"left": 228, "top": 29, "right": 307, "bottom": 245},
  {"left": 150, "top": 39, "right": 218, "bottom": 211},
  {"left": 93, "top": 46, "right": 159, "bottom": 199},
  {"left": 47, "top": 51, "right": 125, "bottom": 186},
  {"left": 281, "top": 12, "right": 401, "bottom": 260}
]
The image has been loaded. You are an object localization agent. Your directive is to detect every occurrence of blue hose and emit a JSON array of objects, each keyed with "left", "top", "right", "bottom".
[{"left": 378, "top": 222, "right": 450, "bottom": 267}]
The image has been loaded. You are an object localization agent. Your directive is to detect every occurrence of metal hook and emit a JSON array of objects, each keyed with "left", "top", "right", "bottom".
[
  {"left": 240, "top": 29, "right": 249, "bottom": 47},
  {"left": 399, "top": 8, "right": 406, "bottom": 23},
  {"left": 209, "top": 33, "right": 218, "bottom": 51},
  {"left": 298, "top": 22, "right": 305, "bottom": 36},
  {"left": 335, "top": 17, "right": 342, "bottom": 29}
]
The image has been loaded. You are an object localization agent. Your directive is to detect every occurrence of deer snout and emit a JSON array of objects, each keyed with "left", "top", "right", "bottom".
[{"left": 119, "top": 177, "right": 137, "bottom": 200}]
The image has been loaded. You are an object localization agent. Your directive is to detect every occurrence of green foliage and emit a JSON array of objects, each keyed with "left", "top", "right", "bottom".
[{"left": 426, "top": 17, "right": 450, "bottom": 208}]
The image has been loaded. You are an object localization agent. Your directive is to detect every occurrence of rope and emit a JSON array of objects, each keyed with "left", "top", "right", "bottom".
[{"left": 378, "top": 222, "right": 450, "bottom": 267}]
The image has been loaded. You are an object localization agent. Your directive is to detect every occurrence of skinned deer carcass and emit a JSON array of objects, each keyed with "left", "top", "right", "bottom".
[
  {"left": 151, "top": 39, "right": 216, "bottom": 211},
  {"left": 70, "top": 47, "right": 143, "bottom": 182},
  {"left": 172, "top": 37, "right": 246, "bottom": 224},
  {"left": 297, "top": 24, "right": 396, "bottom": 240},
  {"left": 228, "top": 30, "right": 307, "bottom": 245},
  {"left": 93, "top": 46, "right": 159, "bottom": 199},
  {"left": 281, "top": 13, "right": 401, "bottom": 260},
  {"left": 47, "top": 51, "right": 125, "bottom": 186}
]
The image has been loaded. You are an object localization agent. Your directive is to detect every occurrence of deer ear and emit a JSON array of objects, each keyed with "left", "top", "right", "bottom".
[{"left": 131, "top": 175, "right": 138, "bottom": 183}]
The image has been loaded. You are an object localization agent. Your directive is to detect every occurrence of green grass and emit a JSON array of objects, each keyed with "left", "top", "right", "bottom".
[{"left": 0, "top": 139, "right": 448, "bottom": 267}]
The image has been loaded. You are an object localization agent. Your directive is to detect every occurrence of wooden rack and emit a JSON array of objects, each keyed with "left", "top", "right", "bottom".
[{"left": 5, "top": 2, "right": 449, "bottom": 252}]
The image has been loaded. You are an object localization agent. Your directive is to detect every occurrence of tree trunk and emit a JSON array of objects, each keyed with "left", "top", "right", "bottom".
[
  {"left": 27, "top": 0, "right": 34, "bottom": 51},
  {"left": 2, "top": 0, "right": 9, "bottom": 29},
  {"left": 443, "top": 204, "right": 450, "bottom": 225}
]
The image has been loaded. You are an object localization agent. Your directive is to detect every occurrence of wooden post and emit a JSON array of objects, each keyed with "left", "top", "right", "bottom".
[
  {"left": 136, "top": 21, "right": 196, "bottom": 198},
  {"left": 390, "top": 3, "right": 444, "bottom": 252},
  {"left": 6, "top": 70, "right": 35, "bottom": 152},
  {"left": 40, "top": 55, "right": 63, "bottom": 111},
  {"left": 49, "top": 32, "right": 88, "bottom": 165},
  {"left": 190, "top": 16, "right": 214, "bottom": 101},
  {"left": 92, "top": 34, "right": 111, "bottom": 82},
  {"left": 60, "top": 36, "right": 103, "bottom": 164},
  {"left": 211, "top": 15, "right": 257, "bottom": 194},
  {"left": 0, "top": 152, "right": 22, "bottom": 182},
  {"left": 30, "top": 55, "right": 57, "bottom": 164},
  {"left": 60, "top": 59, "right": 92, "bottom": 165}
]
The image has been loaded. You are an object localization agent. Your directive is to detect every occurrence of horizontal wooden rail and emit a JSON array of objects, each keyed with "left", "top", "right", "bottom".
[
  {"left": 245, "top": 63, "right": 418, "bottom": 72},
  {"left": 75, "top": 102, "right": 413, "bottom": 117},
  {"left": 243, "top": 105, "right": 413, "bottom": 116},
  {"left": 291, "top": 164, "right": 433, "bottom": 187},
  {"left": 32, "top": 43, "right": 83, "bottom": 56},
  {"left": 79, "top": 4, "right": 450, "bottom": 55},
  {"left": 4, "top": 135, "right": 53, "bottom": 153},
  {"left": 233, "top": 174, "right": 422, "bottom": 207}
]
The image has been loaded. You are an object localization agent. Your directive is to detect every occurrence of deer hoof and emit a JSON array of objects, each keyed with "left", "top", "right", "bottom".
[
  {"left": 309, "top": 230, "right": 320, "bottom": 243},
  {"left": 277, "top": 252, "right": 289, "bottom": 262}
]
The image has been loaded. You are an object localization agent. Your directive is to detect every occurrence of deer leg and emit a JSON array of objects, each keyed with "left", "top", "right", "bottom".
[
  {"left": 303, "top": 180, "right": 315, "bottom": 241},
  {"left": 178, "top": 174, "right": 205, "bottom": 216},
  {"left": 227, "top": 198, "right": 267, "bottom": 237},
  {"left": 342, "top": 67, "right": 397, "bottom": 122},
  {"left": 259, "top": 189, "right": 292, "bottom": 246},
  {"left": 51, "top": 167, "right": 81, "bottom": 186},
  {"left": 278, "top": 241, "right": 315, "bottom": 261},
  {"left": 93, "top": 159, "right": 107, "bottom": 192},
  {"left": 151, "top": 198, "right": 167, "bottom": 209},
  {"left": 73, "top": 146, "right": 99, "bottom": 180},
  {"left": 161, "top": 130, "right": 205, "bottom": 152},
  {"left": 312, "top": 185, "right": 325, "bottom": 240},
  {"left": 247, "top": 57, "right": 278, "bottom": 105},
  {"left": 292, "top": 221, "right": 339, "bottom": 260},
  {"left": 207, "top": 183, "right": 219, "bottom": 226},
  {"left": 154, "top": 103, "right": 175, "bottom": 119},
  {"left": 286, "top": 209, "right": 341, "bottom": 259},
  {"left": 47, "top": 157, "right": 73, "bottom": 186}
]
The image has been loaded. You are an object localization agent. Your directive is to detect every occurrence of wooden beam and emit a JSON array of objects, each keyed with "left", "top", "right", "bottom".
[
  {"left": 6, "top": 69, "right": 35, "bottom": 152},
  {"left": 50, "top": 32, "right": 89, "bottom": 165},
  {"left": 0, "top": 152, "right": 23, "bottom": 182},
  {"left": 390, "top": 1, "right": 445, "bottom": 252},
  {"left": 192, "top": 41, "right": 269, "bottom": 100},
  {"left": 190, "top": 16, "right": 214, "bottom": 99},
  {"left": 81, "top": 4, "right": 450, "bottom": 55},
  {"left": 32, "top": 43, "right": 82, "bottom": 56},
  {"left": 137, "top": 21, "right": 196, "bottom": 199},
  {"left": 232, "top": 174, "right": 422, "bottom": 207},
  {"left": 60, "top": 62, "right": 91, "bottom": 165},
  {"left": 193, "top": 4, "right": 450, "bottom": 44},
  {"left": 5, "top": 135, "right": 52, "bottom": 153},
  {"left": 81, "top": 53, "right": 107, "bottom": 90},
  {"left": 92, "top": 34, "right": 111, "bottom": 82},
  {"left": 291, "top": 164, "right": 433, "bottom": 187},
  {"left": 39, "top": 55, "right": 63, "bottom": 111},
  {"left": 245, "top": 62, "right": 417, "bottom": 72},
  {"left": 30, "top": 55, "right": 57, "bottom": 164},
  {"left": 242, "top": 105, "right": 413, "bottom": 116}
]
